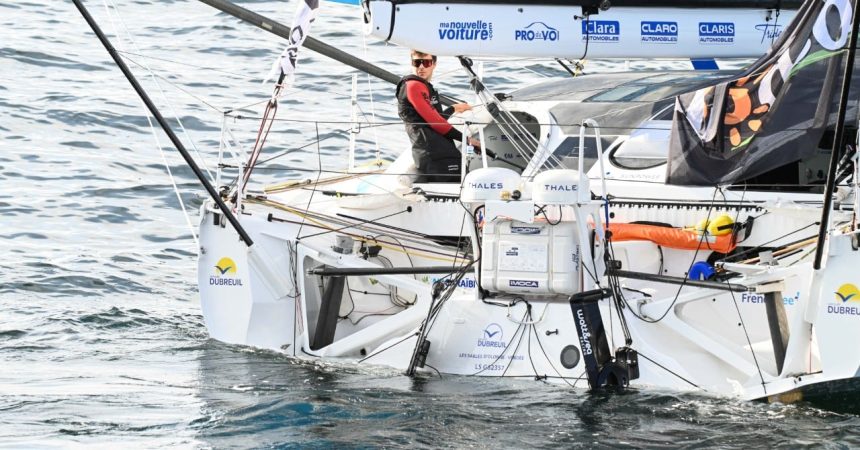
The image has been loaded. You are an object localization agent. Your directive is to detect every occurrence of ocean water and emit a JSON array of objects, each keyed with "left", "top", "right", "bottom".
[{"left": 2, "top": 0, "right": 860, "bottom": 447}]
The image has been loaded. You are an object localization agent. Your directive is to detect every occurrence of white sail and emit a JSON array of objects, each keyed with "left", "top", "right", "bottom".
[{"left": 363, "top": 1, "right": 798, "bottom": 59}]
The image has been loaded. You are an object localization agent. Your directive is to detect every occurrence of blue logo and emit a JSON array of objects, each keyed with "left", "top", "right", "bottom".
[
  {"left": 438, "top": 20, "right": 493, "bottom": 41},
  {"left": 582, "top": 20, "right": 620, "bottom": 43},
  {"left": 430, "top": 277, "right": 477, "bottom": 289},
  {"left": 755, "top": 23, "right": 783, "bottom": 43},
  {"left": 515, "top": 22, "right": 559, "bottom": 42},
  {"left": 509, "top": 279, "right": 539, "bottom": 288},
  {"left": 478, "top": 323, "right": 507, "bottom": 348},
  {"left": 483, "top": 323, "right": 503, "bottom": 340},
  {"left": 699, "top": 22, "right": 735, "bottom": 44},
  {"left": 641, "top": 21, "right": 678, "bottom": 43}
]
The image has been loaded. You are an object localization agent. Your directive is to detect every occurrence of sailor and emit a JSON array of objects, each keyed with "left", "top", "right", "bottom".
[{"left": 396, "top": 50, "right": 481, "bottom": 182}]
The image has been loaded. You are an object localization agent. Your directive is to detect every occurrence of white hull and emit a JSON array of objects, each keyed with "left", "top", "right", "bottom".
[{"left": 197, "top": 168, "right": 860, "bottom": 402}]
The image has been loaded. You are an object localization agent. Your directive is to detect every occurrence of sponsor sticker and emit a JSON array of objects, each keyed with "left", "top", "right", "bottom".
[
  {"left": 210, "top": 257, "right": 243, "bottom": 287},
  {"left": 699, "top": 22, "right": 735, "bottom": 44},
  {"left": 511, "top": 226, "right": 542, "bottom": 235},
  {"left": 509, "top": 279, "right": 539, "bottom": 288},
  {"left": 515, "top": 22, "right": 560, "bottom": 42},
  {"left": 582, "top": 20, "right": 620, "bottom": 43},
  {"left": 438, "top": 20, "right": 493, "bottom": 41},
  {"left": 641, "top": 21, "right": 678, "bottom": 44},
  {"left": 755, "top": 23, "right": 784, "bottom": 43},
  {"left": 828, "top": 283, "right": 860, "bottom": 316}
]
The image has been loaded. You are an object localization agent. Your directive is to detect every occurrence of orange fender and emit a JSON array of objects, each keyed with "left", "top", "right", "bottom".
[{"left": 607, "top": 223, "right": 737, "bottom": 253}]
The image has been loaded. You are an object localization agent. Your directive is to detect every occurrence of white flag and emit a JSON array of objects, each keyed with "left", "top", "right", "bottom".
[{"left": 266, "top": 0, "right": 320, "bottom": 84}]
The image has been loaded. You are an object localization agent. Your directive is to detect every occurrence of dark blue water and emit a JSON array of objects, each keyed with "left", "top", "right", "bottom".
[{"left": 2, "top": 0, "right": 860, "bottom": 447}]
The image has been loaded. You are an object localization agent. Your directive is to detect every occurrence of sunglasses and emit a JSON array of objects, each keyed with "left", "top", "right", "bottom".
[{"left": 412, "top": 59, "right": 435, "bottom": 68}]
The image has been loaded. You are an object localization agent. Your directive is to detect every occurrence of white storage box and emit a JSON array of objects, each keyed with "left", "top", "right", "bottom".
[{"left": 481, "top": 220, "right": 581, "bottom": 295}]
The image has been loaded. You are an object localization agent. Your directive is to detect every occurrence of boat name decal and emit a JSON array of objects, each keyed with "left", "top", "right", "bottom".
[
  {"left": 641, "top": 21, "right": 678, "bottom": 44},
  {"left": 515, "top": 22, "right": 559, "bottom": 42},
  {"left": 509, "top": 279, "right": 538, "bottom": 288},
  {"left": 582, "top": 20, "right": 620, "bottom": 43},
  {"left": 699, "top": 22, "right": 735, "bottom": 44},
  {"left": 438, "top": 20, "right": 493, "bottom": 41}
]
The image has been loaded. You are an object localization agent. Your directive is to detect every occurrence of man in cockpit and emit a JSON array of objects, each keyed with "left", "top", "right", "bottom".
[{"left": 396, "top": 50, "right": 481, "bottom": 183}]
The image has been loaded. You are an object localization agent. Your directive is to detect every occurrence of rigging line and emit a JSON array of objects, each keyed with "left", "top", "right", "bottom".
[
  {"left": 230, "top": 77, "right": 370, "bottom": 113},
  {"left": 101, "top": 1, "right": 199, "bottom": 248},
  {"left": 423, "top": 363, "right": 444, "bottom": 378},
  {"left": 494, "top": 94, "right": 565, "bottom": 170},
  {"left": 241, "top": 80, "right": 284, "bottom": 189},
  {"left": 471, "top": 87, "right": 542, "bottom": 164},
  {"left": 296, "top": 123, "right": 324, "bottom": 239},
  {"left": 298, "top": 208, "right": 411, "bottom": 240},
  {"left": 468, "top": 67, "right": 564, "bottom": 170},
  {"left": 718, "top": 222, "right": 819, "bottom": 263},
  {"left": 622, "top": 187, "right": 722, "bottom": 324},
  {"left": 100, "top": 5, "right": 214, "bottom": 180},
  {"left": 115, "top": 49, "right": 258, "bottom": 80},
  {"left": 408, "top": 267, "right": 467, "bottom": 376},
  {"left": 635, "top": 351, "right": 701, "bottom": 390},
  {"left": 253, "top": 129, "right": 347, "bottom": 166},
  {"left": 359, "top": 23, "right": 382, "bottom": 161},
  {"left": 727, "top": 183, "right": 748, "bottom": 258},
  {"left": 373, "top": 233, "right": 417, "bottom": 273},
  {"left": 528, "top": 323, "right": 576, "bottom": 388},
  {"left": 122, "top": 56, "right": 227, "bottom": 115},
  {"left": 264, "top": 208, "right": 465, "bottom": 262},
  {"left": 727, "top": 287, "right": 767, "bottom": 395},
  {"left": 468, "top": 307, "right": 530, "bottom": 377},
  {"left": 210, "top": 113, "right": 835, "bottom": 133},
  {"left": 526, "top": 313, "right": 543, "bottom": 380}
]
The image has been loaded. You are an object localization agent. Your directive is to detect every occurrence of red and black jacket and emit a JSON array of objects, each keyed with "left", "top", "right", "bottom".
[{"left": 396, "top": 75, "right": 464, "bottom": 166}]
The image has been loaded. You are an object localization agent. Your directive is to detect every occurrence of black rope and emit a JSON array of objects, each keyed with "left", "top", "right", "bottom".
[
  {"left": 295, "top": 122, "right": 324, "bottom": 240},
  {"left": 298, "top": 208, "right": 411, "bottom": 240},
  {"left": 727, "top": 287, "right": 768, "bottom": 395},
  {"left": 636, "top": 351, "right": 702, "bottom": 390}
]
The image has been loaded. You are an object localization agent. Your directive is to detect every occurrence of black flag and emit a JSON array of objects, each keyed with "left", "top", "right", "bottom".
[{"left": 667, "top": 0, "right": 857, "bottom": 186}]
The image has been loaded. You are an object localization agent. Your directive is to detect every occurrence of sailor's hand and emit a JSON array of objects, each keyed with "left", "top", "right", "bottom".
[
  {"left": 452, "top": 103, "right": 472, "bottom": 113},
  {"left": 468, "top": 137, "right": 482, "bottom": 151}
]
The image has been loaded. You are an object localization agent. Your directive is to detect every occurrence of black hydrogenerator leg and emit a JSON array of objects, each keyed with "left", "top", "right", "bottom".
[{"left": 570, "top": 289, "right": 613, "bottom": 390}]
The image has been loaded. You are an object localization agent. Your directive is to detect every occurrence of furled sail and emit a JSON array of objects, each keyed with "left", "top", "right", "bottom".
[
  {"left": 362, "top": 0, "right": 801, "bottom": 59},
  {"left": 666, "top": 0, "right": 858, "bottom": 186}
]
